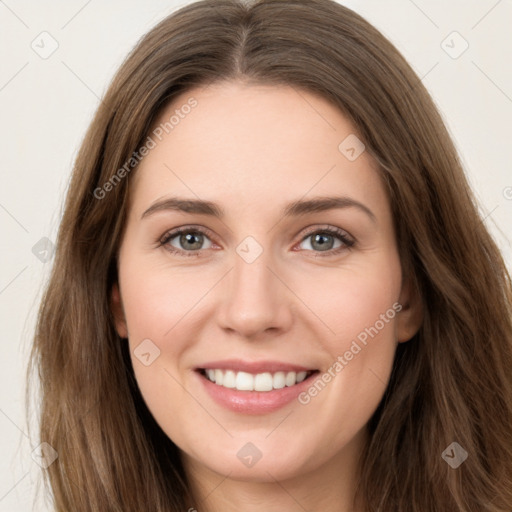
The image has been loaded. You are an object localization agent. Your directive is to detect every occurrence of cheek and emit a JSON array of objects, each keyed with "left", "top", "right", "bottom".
[
  {"left": 121, "top": 264, "right": 198, "bottom": 434},
  {"left": 120, "top": 260, "right": 209, "bottom": 343},
  {"left": 293, "top": 254, "right": 401, "bottom": 415},
  {"left": 300, "top": 256, "right": 401, "bottom": 349},
  {"left": 120, "top": 261, "right": 212, "bottom": 411}
]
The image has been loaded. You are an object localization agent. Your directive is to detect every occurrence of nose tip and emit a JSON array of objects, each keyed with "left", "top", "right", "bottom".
[{"left": 216, "top": 254, "right": 293, "bottom": 339}]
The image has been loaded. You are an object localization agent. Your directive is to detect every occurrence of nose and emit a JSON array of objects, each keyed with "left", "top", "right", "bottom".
[{"left": 216, "top": 247, "right": 293, "bottom": 340}]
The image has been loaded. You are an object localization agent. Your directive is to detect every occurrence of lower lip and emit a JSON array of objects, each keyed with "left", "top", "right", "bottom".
[{"left": 195, "top": 370, "right": 318, "bottom": 414}]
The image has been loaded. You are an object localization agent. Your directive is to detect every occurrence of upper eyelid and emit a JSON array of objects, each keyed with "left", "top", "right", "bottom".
[{"left": 160, "top": 224, "right": 216, "bottom": 243}]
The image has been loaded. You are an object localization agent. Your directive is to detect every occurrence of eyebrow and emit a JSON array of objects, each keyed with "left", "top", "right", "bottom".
[{"left": 141, "top": 195, "right": 376, "bottom": 223}]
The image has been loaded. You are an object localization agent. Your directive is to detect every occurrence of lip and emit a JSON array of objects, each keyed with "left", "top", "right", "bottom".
[{"left": 194, "top": 359, "right": 319, "bottom": 415}]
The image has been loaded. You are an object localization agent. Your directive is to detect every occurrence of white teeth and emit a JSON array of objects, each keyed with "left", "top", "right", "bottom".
[
  {"left": 285, "top": 371, "right": 296, "bottom": 387},
  {"left": 222, "top": 370, "right": 236, "bottom": 388},
  {"left": 254, "top": 372, "right": 273, "bottom": 391},
  {"left": 203, "top": 369, "right": 313, "bottom": 391},
  {"left": 236, "top": 371, "right": 254, "bottom": 391},
  {"left": 296, "top": 371, "right": 308, "bottom": 383},
  {"left": 273, "top": 371, "right": 286, "bottom": 389},
  {"left": 214, "top": 369, "right": 223, "bottom": 386}
]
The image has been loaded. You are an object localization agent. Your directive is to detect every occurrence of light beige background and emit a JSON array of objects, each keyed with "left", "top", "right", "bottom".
[{"left": 0, "top": 0, "right": 511, "bottom": 509}]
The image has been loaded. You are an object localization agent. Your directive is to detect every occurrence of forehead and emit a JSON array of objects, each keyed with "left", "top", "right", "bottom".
[{"left": 130, "top": 81, "right": 388, "bottom": 220}]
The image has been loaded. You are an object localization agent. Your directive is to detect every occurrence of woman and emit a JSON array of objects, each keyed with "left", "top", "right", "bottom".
[{"left": 27, "top": 0, "right": 512, "bottom": 510}]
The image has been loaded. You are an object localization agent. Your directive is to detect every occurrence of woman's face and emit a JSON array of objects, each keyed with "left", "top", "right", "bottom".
[{"left": 112, "top": 81, "right": 421, "bottom": 483}]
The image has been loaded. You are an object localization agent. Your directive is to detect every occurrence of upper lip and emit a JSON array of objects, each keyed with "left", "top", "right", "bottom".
[{"left": 196, "top": 359, "right": 317, "bottom": 374}]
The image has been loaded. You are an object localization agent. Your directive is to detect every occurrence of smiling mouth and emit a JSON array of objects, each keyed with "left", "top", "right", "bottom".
[{"left": 197, "top": 368, "right": 319, "bottom": 392}]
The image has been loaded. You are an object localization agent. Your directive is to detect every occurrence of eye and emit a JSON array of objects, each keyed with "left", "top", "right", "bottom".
[
  {"left": 160, "top": 226, "right": 214, "bottom": 257},
  {"left": 297, "top": 226, "right": 355, "bottom": 256},
  {"left": 158, "top": 224, "right": 355, "bottom": 258}
]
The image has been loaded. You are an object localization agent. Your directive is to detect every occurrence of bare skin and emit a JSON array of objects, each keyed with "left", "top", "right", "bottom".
[{"left": 112, "top": 81, "right": 423, "bottom": 512}]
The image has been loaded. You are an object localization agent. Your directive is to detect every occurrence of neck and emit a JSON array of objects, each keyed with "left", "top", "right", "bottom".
[{"left": 182, "top": 427, "right": 368, "bottom": 512}]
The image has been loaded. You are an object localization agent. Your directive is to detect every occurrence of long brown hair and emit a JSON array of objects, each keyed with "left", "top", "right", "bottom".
[{"left": 27, "top": 0, "right": 512, "bottom": 510}]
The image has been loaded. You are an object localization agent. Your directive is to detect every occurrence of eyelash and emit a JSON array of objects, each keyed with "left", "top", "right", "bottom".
[{"left": 158, "top": 224, "right": 355, "bottom": 258}]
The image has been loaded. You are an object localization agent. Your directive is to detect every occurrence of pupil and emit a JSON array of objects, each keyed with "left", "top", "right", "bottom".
[
  {"left": 312, "top": 233, "right": 333, "bottom": 251},
  {"left": 181, "top": 233, "right": 202, "bottom": 250}
]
